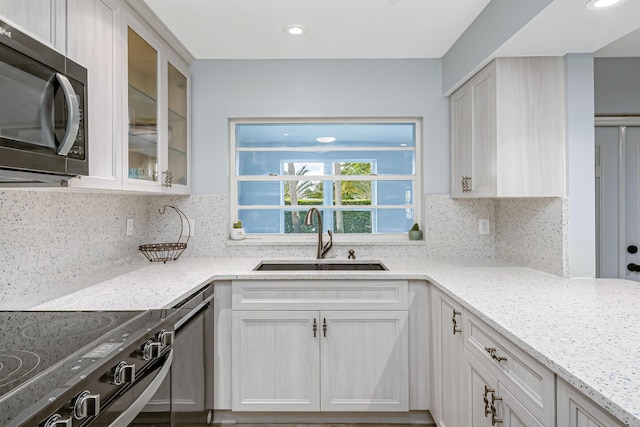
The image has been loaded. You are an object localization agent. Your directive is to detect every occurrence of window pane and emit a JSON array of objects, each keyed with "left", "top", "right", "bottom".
[
  {"left": 376, "top": 208, "right": 415, "bottom": 233},
  {"left": 333, "top": 210, "right": 372, "bottom": 234},
  {"left": 236, "top": 123, "right": 415, "bottom": 149},
  {"left": 238, "top": 209, "right": 282, "bottom": 233},
  {"left": 377, "top": 181, "right": 414, "bottom": 205},
  {"left": 237, "top": 150, "right": 414, "bottom": 176},
  {"left": 238, "top": 182, "right": 281, "bottom": 205},
  {"left": 333, "top": 181, "right": 371, "bottom": 205}
]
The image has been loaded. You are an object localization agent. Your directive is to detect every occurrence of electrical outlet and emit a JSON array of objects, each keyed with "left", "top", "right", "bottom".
[
  {"left": 479, "top": 219, "right": 490, "bottom": 235},
  {"left": 126, "top": 218, "right": 134, "bottom": 236}
]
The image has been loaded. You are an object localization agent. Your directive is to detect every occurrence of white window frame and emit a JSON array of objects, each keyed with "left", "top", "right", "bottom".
[{"left": 229, "top": 117, "right": 423, "bottom": 243}]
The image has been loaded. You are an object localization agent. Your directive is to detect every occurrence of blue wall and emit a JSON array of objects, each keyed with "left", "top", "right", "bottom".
[{"left": 190, "top": 59, "right": 449, "bottom": 195}]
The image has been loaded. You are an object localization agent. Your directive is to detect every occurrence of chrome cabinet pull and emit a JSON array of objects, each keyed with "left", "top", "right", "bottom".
[
  {"left": 484, "top": 346, "right": 507, "bottom": 363},
  {"left": 313, "top": 318, "right": 317, "bottom": 338},
  {"left": 322, "top": 318, "right": 327, "bottom": 337},
  {"left": 162, "top": 170, "right": 173, "bottom": 187},
  {"left": 462, "top": 176, "right": 472, "bottom": 192},
  {"left": 491, "top": 394, "right": 503, "bottom": 425},
  {"left": 483, "top": 385, "right": 495, "bottom": 417},
  {"left": 452, "top": 309, "right": 462, "bottom": 334}
]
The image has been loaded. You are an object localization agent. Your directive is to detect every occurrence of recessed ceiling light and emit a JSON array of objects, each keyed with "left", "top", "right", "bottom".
[
  {"left": 585, "top": 0, "right": 626, "bottom": 10},
  {"left": 284, "top": 24, "right": 307, "bottom": 36},
  {"left": 316, "top": 136, "right": 336, "bottom": 143}
]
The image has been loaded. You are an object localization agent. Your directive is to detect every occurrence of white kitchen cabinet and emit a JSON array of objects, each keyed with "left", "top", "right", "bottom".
[
  {"left": 465, "top": 348, "right": 543, "bottom": 427},
  {"left": 232, "top": 311, "right": 320, "bottom": 411},
  {"left": 450, "top": 57, "right": 566, "bottom": 198},
  {"left": 0, "top": 0, "right": 65, "bottom": 52},
  {"left": 66, "top": 0, "right": 123, "bottom": 190},
  {"left": 66, "top": 0, "right": 191, "bottom": 193},
  {"left": 123, "top": 13, "right": 190, "bottom": 194},
  {"left": 320, "top": 311, "right": 409, "bottom": 412},
  {"left": 463, "top": 311, "right": 555, "bottom": 426},
  {"left": 230, "top": 280, "right": 410, "bottom": 413},
  {"left": 556, "top": 379, "right": 625, "bottom": 427},
  {"left": 430, "top": 287, "right": 465, "bottom": 427},
  {"left": 232, "top": 310, "right": 409, "bottom": 412}
]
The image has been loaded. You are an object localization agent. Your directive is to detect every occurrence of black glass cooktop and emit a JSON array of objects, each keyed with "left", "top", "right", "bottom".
[{"left": 0, "top": 310, "right": 172, "bottom": 426}]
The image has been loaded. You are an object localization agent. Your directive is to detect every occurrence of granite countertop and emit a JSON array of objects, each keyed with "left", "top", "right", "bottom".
[{"left": 30, "top": 257, "right": 640, "bottom": 426}]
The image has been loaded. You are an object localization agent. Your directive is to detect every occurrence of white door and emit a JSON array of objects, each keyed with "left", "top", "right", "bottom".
[
  {"left": 231, "top": 311, "right": 320, "bottom": 411},
  {"left": 320, "top": 311, "right": 409, "bottom": 412},
  {"left": 596, "top": 125, "right": 640, "bottom": 280}
]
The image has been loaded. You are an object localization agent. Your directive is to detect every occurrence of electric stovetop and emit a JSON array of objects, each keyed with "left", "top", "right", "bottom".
[{"left": 0, "top": 310, "right": 171, "bottom": 425}]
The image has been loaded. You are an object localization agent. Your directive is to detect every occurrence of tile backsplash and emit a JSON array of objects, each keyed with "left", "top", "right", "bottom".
[{"left": 0, "top": 190, "right": 568, "bottom": 308}]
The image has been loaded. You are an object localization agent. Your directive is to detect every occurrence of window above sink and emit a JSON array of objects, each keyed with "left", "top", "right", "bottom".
[{"left": 229, "top": 118, "right": 422, "bottom": 241}]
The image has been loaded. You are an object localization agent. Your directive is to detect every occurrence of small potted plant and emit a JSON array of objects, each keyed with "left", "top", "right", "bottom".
[
  {"left": 408, "top": 223, "right": 423, "bottom": 240},
  {"left": 230, "top": 220, "right": 245, "bottom": 240}
]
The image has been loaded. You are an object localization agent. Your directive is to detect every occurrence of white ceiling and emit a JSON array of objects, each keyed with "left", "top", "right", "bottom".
[
  {"left": 144, "top": 0, "right": 640, "bottom": 60},
  {"left": 143, "top": 0, "right": 492, "bottom": 59}
]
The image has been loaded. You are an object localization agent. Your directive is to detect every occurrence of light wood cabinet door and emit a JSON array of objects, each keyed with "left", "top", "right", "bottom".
[
  {"left": 450, "top": 57, "right": 566, "bottom": 198},
  {"left": 431, "top": 289, "right": 465, "bottom": 427},
  {"left": 0, "top": 0, "right": 65, "bottom": 51},
  {"left": 556, "top": 379, "right": 624, "bottom": 427},
  {"left": 232, "top": 311, "right": 320, "bottom": 412},
  {"left": 465, "top": 348, "right": 496, "bottom": 427},
  {"left": 66, "top": 0, "right": 122, "bottom": 190},
  {"left": 320, "top": 311, "right": 409, "bottom": 412},
  {"left": 497, "top": 384, "right": 544, "bottom": 427},
  {"left": 450, "top": 82, "right": 473, "bottom": 197}
]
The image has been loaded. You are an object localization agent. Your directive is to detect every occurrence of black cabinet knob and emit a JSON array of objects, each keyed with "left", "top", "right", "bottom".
[
  {"left": 627, "top": 263, "right": 640, "bottom": 272},
  {"left": 628, "top": 245, "right": 638, "bottom": 254}
]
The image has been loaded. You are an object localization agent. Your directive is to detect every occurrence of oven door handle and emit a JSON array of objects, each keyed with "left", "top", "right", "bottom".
[
  {"left": 108, "top": 349, "right": 173, "bottom": 427},
  {"left": 175, "top": 294, "right": 215, "bottom": 332}
]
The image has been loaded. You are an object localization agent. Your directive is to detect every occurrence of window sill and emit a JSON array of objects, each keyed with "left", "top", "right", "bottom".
[{"left": 225, "top": 236, "right": 426, "bottom": 246}]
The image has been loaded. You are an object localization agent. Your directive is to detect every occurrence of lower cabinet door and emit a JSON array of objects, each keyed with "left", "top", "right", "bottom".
[
  {"left": 496, "top": 384, "right": 544, "bottom": 427},
  {"left": 556, "top": 379, "right": 625, "bottom": 427},
  {"left": 320, "top": 311, "right": 409, "bottom": 412},
  {"left": 465, "top": 348, "right": 496, "bottom": 427},
  {"left": 231, "top": 311, "right": 320, "bottom": 411}
]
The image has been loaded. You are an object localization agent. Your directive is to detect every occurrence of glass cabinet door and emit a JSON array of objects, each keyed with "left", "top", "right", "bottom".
[
  {"left": 127, "top": 27, "right": 158, "bottom": 182},
  {"left": 167, "top": 63, "right": 188, "bottom": 186}
]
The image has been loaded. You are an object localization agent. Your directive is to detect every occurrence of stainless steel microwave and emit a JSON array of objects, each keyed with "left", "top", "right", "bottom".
[{"left": 0, "top": 19, "right": 87, "bottom": 186}]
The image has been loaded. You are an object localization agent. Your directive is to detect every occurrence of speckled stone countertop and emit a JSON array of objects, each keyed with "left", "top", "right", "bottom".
[{"left": 30, "top": 257, "right": 640, "bottom": 426}]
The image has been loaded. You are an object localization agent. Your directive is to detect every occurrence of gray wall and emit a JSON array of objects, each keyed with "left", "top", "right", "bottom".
[
  {"left": 190, "top": 59, "right": 449, "bottom": 195},
  {"left": 594, "top": 57, "right": 640, "bottom": 115}
]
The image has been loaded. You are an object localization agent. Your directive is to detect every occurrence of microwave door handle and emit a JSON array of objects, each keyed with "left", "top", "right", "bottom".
[
  {"left": 39, "top": 75, "right": 57, "bottom": 150},
  {"left": 54, "top": 73, "right": 80, "bottom": 156}
]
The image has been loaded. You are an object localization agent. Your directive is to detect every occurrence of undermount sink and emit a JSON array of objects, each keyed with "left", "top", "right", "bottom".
[{"left": 253, "top": 260, "right": 388, "bottom": 271}]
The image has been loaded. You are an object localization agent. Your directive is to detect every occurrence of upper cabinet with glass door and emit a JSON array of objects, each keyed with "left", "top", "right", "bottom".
[{"left": 125, "top": 14, "right": 190, "bottom": 193}]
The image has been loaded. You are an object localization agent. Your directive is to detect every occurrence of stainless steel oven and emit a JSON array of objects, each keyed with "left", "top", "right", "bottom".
[
  {"left": 0, "top": 310, "right": 177, "bottom": 427},
  {"left": 171, "top": 283, "right": 215, "bottom": 425},
  {"left": 0, "top": 18, "right": 88, "bottom": 185}
]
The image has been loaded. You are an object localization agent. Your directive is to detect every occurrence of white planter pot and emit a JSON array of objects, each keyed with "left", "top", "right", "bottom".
[{"left": 230, "top": 228, "right": 245, "bottom": 240}]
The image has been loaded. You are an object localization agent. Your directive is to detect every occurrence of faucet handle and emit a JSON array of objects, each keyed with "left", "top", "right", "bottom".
[{"left": 321, "top": 230, "right": 333, "bottom": 258}]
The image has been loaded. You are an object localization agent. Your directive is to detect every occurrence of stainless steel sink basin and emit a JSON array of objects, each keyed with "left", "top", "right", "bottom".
[{"left": 254, "top": 261, "right": 388, "bottom": 271}]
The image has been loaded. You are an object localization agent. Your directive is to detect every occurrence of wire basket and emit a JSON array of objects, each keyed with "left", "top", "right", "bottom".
[{"left": 139, "top": 205, "right": 190, "bottom": 263}]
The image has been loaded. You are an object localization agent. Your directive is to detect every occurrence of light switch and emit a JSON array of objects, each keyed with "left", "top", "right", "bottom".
[{"left": 126, "top": 218, "right": 134, "bottom": 236}]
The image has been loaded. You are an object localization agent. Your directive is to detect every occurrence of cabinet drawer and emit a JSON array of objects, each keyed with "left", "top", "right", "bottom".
[
  {"left": 464, "top": 314, "right": 555, "bottom": 425},
  {"left": 232, "top": 280, "right": 408, "bottom": 310}
]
